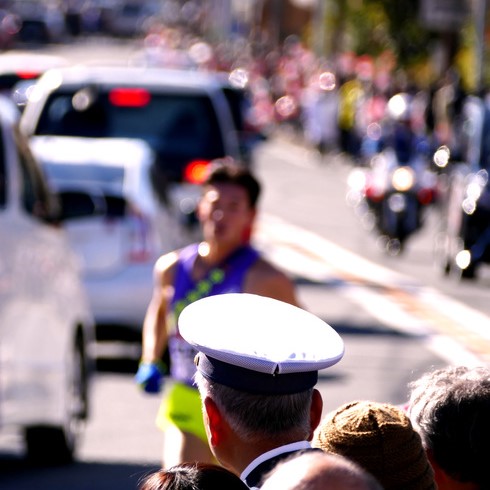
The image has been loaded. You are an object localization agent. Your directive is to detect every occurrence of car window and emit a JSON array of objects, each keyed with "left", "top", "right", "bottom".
[
  {"left": 221, "top": 86, "right": 247, "bottom": 132},
  {"left": 43, "top": 162, "right": 125, "bottom": 192},
  {"left": 35, "top": 91, "right": 226, "bottom": 160},
  {"left": 14, "top": 125, "right": 57, "bottom": 220}
]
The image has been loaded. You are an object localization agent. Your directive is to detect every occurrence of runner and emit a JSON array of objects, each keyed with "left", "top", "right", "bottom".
[{"left": 135, "top": 161, "right": 300, "bottom": 467}]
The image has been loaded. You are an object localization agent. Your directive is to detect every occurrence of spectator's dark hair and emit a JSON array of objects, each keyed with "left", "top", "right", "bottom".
[
  {"left": 204, "top": 161, "right": 261, "bottom": 209},
  {"left": 408, "top": 366, "right": 490, "bottom": 488},
  {"left": 139, "top": 462, "right": 248, "bottom": 490}
]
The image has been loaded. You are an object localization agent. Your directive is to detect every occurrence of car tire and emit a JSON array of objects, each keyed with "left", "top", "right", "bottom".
[
  {"left": 69, "top": 333, "right": 90, "bottom": 421},
  {"left": 24, "top": 335, "right": 88, "bottom": 465},
  {"left": 25, "top": 425, "right": 74, "bottom": 465}
]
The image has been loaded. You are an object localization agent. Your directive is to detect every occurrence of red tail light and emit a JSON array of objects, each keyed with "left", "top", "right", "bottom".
[
  {"left": 184, "top": 159, "right": 211, "bottom": 184},
  {"left": 16, "top": 71, "right": 39, "bottom": 80},
  {"left": 109, "top": 88, "right": 151, "bottom": 107},
  {"left": 417, "top": 188, "right": 435, "bottom": 205},
  {"left": 365, "top": 185, "right": 384, "bottom": 202}
]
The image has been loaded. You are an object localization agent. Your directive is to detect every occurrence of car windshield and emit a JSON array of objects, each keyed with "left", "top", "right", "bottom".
[
  {"left": 35, "top": 90, "right": 226, "bottom": 180},
  {"left": 42, "top": 162, "right": 125, "bottom": 192}
]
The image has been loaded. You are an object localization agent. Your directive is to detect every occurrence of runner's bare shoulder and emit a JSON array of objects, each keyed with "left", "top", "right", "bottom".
[
  {"left": 245, "top": 257, "right": 299, "bottom": 305},
  {"left": 154, "top": 250, "right": 180, "bottom": 286}
]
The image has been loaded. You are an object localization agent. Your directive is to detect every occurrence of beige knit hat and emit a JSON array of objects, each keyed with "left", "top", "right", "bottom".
[{"left": 312, "top": 400, "right": 436, "bottom": 490}]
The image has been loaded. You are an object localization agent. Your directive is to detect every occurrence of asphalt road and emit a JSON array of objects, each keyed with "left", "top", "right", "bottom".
[
  {"left": 1, "top": 39, "right": 488, "bottom": 489},
  {"left": 0, "top": 134, "right": 457, "bottom": 490}
]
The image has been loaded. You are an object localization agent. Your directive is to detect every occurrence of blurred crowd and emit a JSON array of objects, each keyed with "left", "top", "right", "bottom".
[
  {"left": 3, "top": 5, "right": 488, "bottom": 490},
  {"left": 134, "top": 20, "right": 471, "bottom": 170},
  {"left": 0, "top": 0, "right": 474, "bottom": 168}
]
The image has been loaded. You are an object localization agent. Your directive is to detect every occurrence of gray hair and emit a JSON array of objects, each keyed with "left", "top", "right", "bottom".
[
  {"left": 407, "top": 365, "right": 490, "bottom": 487},
  {"left": 194, "top": 372, "right": 314, "bottom": 443}
]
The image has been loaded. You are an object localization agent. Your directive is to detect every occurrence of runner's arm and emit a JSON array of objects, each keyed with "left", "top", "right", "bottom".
[{"left": 140, "top": 253, "right": 177, "bottom": 363}]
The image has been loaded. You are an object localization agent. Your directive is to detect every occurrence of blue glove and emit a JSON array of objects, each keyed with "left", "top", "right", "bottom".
[{"left": 135, "top": 361, "right": 165, "bottom": 394}]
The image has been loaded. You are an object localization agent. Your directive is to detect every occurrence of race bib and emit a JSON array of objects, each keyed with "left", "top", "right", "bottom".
[{"left": 168, "top": 335, "right": 198, "bottom": 383}]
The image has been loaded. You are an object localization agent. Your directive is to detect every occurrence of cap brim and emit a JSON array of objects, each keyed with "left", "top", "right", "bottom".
[{"left": 179, "top": 293, "right": 345, "bottom": 376}]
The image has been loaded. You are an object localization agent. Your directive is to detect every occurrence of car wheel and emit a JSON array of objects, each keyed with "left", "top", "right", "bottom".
[
  {"left": 25, "top": 426, "right": 74, "bottom": 465},
  {"left": 25, "top": 335, "right": 88, "bottom": 465},
  {"left": 69, "top": 334, "right": 90, "bottom": 421}
]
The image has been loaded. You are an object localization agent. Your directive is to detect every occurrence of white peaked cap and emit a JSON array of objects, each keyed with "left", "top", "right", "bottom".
[{"left": 178, "top": 293, "right": 345, "bottom": 394}]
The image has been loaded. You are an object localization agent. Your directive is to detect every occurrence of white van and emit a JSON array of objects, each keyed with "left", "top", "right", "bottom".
[
  {"left": 0, "top": 96, "right": 95, "bottom": 463},
  {"left": 30, "top": 135, "right": 201, "bottom": 334}
]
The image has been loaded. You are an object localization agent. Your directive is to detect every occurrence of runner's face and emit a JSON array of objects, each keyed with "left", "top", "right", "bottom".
[{"left": 198, "top": 183, "right": 255, "bottom": 245}]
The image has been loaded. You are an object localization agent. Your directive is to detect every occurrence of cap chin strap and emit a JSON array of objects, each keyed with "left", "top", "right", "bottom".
[{"left": 195, "top": 353, "right": 318, "bottom": 395}]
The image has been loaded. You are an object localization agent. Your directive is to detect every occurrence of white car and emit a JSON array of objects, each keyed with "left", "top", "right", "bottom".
[
  {"left": 0, "top": 96, "right": 95, "bottom": 463},
  {"left": 30, "top": 135, "right": 201, "bottom": 334},
  {"left": 19, "top": 65, "right": 253, "bottom": 180}
]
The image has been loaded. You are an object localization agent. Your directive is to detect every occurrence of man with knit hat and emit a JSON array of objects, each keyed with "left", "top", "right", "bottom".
[
  {"left": 312, "top": 400, "right": 436, "bottom": 490},
  {"left": 178, "top": 292, "right": 345, "bottom": 489}
]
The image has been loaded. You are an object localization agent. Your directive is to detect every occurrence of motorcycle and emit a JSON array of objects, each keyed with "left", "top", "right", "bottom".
[
  {"left": 433, "top": 94, "right": 490, "bottom": 279},
  {"left": 347, "top": 147, "right": 438, "bottom": 255},
  {"left": 347, "top": 91, "right": 440, "bottom": 254}
]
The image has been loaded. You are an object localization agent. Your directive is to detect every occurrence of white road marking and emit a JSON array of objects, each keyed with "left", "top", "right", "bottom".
[
  {"left": 340, "top": 286, "right": 431, "bottom": 336},
  {"left": 255, "top": 214, "right": 489, "bottom": 366}
]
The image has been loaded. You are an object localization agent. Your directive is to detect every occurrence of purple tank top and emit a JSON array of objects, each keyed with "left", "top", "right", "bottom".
[{"left": 168, "top": 243, "right": 259, "bottom": 384}]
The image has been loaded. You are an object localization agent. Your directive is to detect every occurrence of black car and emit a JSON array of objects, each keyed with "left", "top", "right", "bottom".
[{"left": 437, "top": 95, "right": 490, "bottom": 279}]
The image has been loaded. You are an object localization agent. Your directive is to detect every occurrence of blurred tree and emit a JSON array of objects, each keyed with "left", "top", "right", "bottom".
[
  {"left": 327, "top": 0, "right": 435, "bottom": 67},
  {"left": 255, "top": 0, "right": 475, "bottom": 86},
  {"left": 321, "top": 0, "right": 481, "bottom": 88},
  {"left": 377, "top": 0, "right": 435, "bottom": 66}
]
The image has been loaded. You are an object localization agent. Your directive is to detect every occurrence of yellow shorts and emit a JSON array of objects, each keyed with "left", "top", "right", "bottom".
[{"left": 156, "top": 382, "right": 207, "bottom": 443}]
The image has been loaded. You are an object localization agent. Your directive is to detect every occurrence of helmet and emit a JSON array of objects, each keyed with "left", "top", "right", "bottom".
[{"left": 387, "top": 93, "right": 412, "bottom": 121}]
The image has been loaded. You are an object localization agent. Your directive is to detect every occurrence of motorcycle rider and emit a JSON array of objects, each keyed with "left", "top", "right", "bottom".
[
  {"left": 384, "top": 91, "right": 430, "bottom": 167},
  {"left": 359, "top": 90, "right": 435, "bottom": 254}
]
